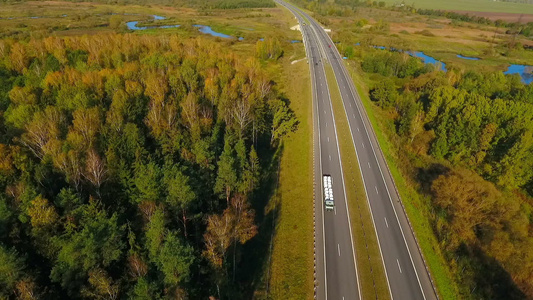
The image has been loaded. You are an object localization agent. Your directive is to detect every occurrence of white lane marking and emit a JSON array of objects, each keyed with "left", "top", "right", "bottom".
[
  {"left": 325, "top": 122, "right": 327, "bottom": 127},
  {"left": 385, "top": 217, "right": 389, "bottom": 228},
  {"left": 329, "top": 155, "right": 331, "bottom": 161},
  {"left": 368, "top": 162, "right": 371, "bottom": 169},
  {"left": 352, "top": 114, "right": 355, "bottom": 118},
  {"left": 349, "top": 102, "right": 352, "bottom": 107},
  {"left": 362, "top": 142, "right": 365, "bottom": 148},
  {"left": 338, "top": 244, "right": 341, "bottom": 256},
  {"left": 334, "top": 206, "right": 337, "bottom": 215},
  {"left": 324, "top": 110, "right": 326, "bottom": 114},
  {"left": 357, "top": 127, "right": 360, "bottom": 132},
  {"left": 327, "top": 137, "right": 330, "bottom": 142},
  {"left": 397, "top": 259, "right": 402, "bottom": 273},
  {"left": 375, "top": 186, "right": 379, "bottom": 194}
]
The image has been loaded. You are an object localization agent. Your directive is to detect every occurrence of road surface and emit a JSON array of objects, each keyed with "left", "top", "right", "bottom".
[
  {"left": 281, "top": 3, "right": 362, "bottom": 300},
  {"left": 277, "top": 1, "right": 439, "bottom": 300}
]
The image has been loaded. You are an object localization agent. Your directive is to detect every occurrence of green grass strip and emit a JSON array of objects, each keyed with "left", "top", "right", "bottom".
[{"left": 268, "top": 55, "right": 314, "bottom": 300}]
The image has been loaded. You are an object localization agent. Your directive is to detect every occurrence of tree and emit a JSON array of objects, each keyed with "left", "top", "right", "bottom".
[
  {"left": 228, "top": 195, "right": 257, "bottom": 281},
  {"left": 496, "top": 130, "right": 533, "bottom": 189},
  {"left": 215, "top": 137, "right": 238, "bottom": 204},
  {"left": 158, "top": 231, "right": 194, "bottom": 286},
  {"left": 269, "top": 99, "right": 298, "bottom": 144},
  {"left": 164, "top": 166, "right": 195, "bottom": 237},
  {"left": 84, "top": 149, "right": 107, "bottom": 190},
  {"left": 431, "top": 168, "right": 504, "bottom": 250},
  {"left": 145, "top": 207, "right": 166, "bottom": 261},
  {"left": 83, "top": 268, "right": 120, "bottom": 300},
  {"left": 203, "top": 194, "right": 257, "bottom": 292},
  {"left": 51, "top": 199, "right": 125, "bottom": 294},
  {"left": 475, "top": 123, "right": 497, "bottom": 165},
  {"left": 15, "top": 277, "right": 39, "bottom": 300},
  {"left": 370, "top": 79, "right": 398, "bottom": 108},
  {"left": 397, "top": 95, "right": 422, "bottom": 142},
  {"left": 0, "top": 245, "right": 24, "bottom": 297},
  {"left": 133, "top": 162, "right": 162, "bottom": 204},
  {"left": 27, "top": 195, "right": 58, "bottom": 230},
  {"left": 20, "top": 106, "right": 64, "bottom": 159},
  {"left": 9, "top": 43, "right": 29, "bottom": 73},
  {"left": 70, "top": 107, "right": 101, "bottom": 149}
]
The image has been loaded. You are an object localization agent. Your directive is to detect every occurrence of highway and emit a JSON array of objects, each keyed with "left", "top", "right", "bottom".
[
  {"left": 282, "top": 3, "right": 361, "bottom": 300},
  {"left": 277, "top": 1, "right": 439, "bottom": 300}
]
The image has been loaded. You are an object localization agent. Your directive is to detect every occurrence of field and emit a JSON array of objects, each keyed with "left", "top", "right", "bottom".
[
  {"left": 378, "top": 0, "right": 533, "bottom": 15},
  {"left": 0, "top": 0, "right": 299, "bottom": 41},
  {"left": 326, "top": 7, "right": 533, "bottom": 73}
]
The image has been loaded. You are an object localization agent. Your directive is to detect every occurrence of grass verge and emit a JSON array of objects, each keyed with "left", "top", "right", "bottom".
[
  {"left": 343, "top": 62, "right": 460, "bottom": 299},
  {"left": 267, "top": 53, "right": 314, "bottom": 299},
  {"left": 324, "top": 63, "right": 391, "bottom": 300}
]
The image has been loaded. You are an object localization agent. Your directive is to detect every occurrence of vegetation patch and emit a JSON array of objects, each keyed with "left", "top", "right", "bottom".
[
  {"left": 343, "top": 40, "right": 533, "bottom": 298},
  {"left": 0, "top": 27, "right": 304, "bottom": 299}
]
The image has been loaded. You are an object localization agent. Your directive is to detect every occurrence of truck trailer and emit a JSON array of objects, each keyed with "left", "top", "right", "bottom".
[{"left": 323, "top": 175, "right": 334, "bottom": 211}]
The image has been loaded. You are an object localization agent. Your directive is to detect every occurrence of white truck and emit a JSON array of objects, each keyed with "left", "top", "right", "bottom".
[{"left": 323, "top": 175, "right": 334, "bottom": 211}]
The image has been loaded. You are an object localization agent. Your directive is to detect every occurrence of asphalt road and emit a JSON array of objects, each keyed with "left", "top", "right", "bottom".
[
  {"left": 278, "top": 1, "right": 439, "bottom": 300},
  {"left": 280, "top": 3, "right": 362, "bottom": 300}
]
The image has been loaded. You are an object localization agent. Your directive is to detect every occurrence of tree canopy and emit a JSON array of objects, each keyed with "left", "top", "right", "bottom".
[{"left": 0, "top": 33, "right": 297, "bottom": 299}]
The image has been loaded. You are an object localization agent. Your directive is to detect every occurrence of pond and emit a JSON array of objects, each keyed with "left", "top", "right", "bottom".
[
  {"left": 407, "top": 51, "right": 447, "bottom": 72},
  {"left": 356, "top": 44, "right": 533, "bottom": 83},
  {"left": 126, "top": 15, "right": 180, "bottom": 30},
  {"left": 356, "top": 44, "right": 447, "bottom": 72},
  {"left": 126, "top": 15, "right": 236, "bottom": 39},
  {"left": 504, "top": 65, "right": 533, "bottom": 84},
  {"left": 193, "top": 25, "right": 232, "bottom": 39}
]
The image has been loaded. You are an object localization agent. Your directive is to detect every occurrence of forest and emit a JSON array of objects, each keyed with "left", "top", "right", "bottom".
[
  {"left": 0, "top": 33, "right": 297, "bottom": 299},
  {"left": 360, "top": 48, "right": 533, "bottom": 298}
]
